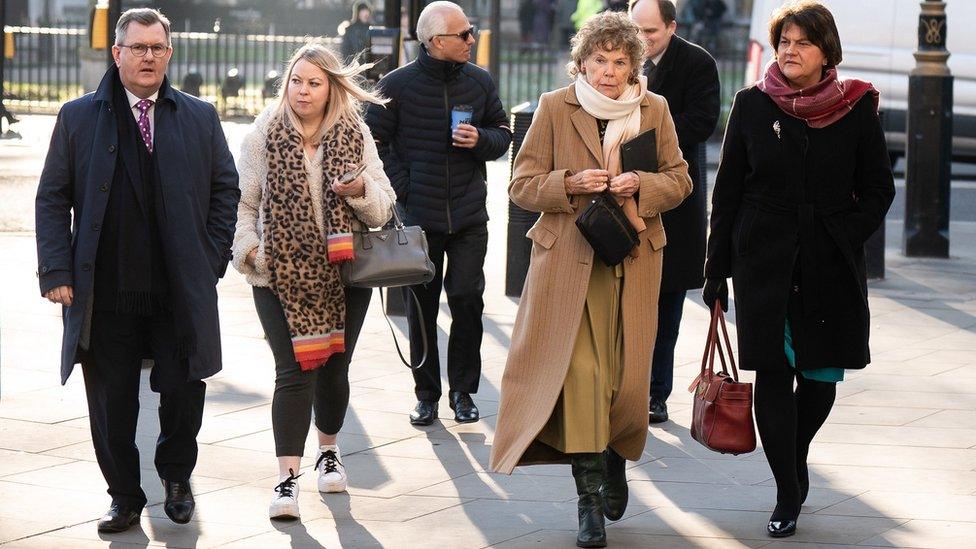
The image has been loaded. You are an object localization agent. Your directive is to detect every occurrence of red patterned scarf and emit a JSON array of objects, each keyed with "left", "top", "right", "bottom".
[
  {"left": 263, "top": 114, "right": 362, "bottom": 370},
  {"left": 757, "top": 60, "right": 879, "bottom": 129}
]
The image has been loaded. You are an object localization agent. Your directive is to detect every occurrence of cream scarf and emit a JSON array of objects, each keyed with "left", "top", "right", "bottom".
[{"left": 574, "top": 74, "right": 647, "bottom": 235}]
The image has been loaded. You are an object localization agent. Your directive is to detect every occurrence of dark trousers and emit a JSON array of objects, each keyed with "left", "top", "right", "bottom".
[
  {"left": 650, "top": 290, "right": 687, "bottom": 402},
  {"left": 754, "top": 367, "right": 837, "bottom": 513},
  {"left": 407, "top": 223, "right": 488, "bottom": 401},
  {"left": 252, "top": 285, "right": 371, "bottom": 456},
  {"left": 81, "top": 310, "right": 206, "bottom": 511}
]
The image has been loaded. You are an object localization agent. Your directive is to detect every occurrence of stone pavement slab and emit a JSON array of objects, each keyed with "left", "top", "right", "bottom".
[{"left": 2, "top": 116, "right": 976, "bottom": 547}]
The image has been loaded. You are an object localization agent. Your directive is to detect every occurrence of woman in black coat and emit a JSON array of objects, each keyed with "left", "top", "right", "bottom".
[{"left": 703, "top": 0, "right": 894, "bottom": 538}]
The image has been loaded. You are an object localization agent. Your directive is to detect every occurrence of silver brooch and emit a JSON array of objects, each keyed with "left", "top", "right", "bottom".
[{"left": 773, "top": 120, "right": 781, "bottom": 139}]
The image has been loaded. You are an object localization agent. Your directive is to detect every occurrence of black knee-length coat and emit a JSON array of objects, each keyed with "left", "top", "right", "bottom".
[{"left": 705, "top": 86, "right": 895, "bottom": 371}]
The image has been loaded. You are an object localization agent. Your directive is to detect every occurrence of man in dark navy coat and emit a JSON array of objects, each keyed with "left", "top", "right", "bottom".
[
  {"left": 34, "top": 8, "right": 239, "bottom": 532},
  {"left": 366, "top": 1, "right": 511, "bottom": 427},
  {"left": 631, "top": 0, "right": 720, "bottom": 423}
]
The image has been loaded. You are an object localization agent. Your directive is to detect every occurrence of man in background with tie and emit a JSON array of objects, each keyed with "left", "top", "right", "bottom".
[
  {"left": 35, "top": 8, "right": 239, "bottom": 532},
  {"left": 630, "top": 0, "right": 720, "bottom": 423}
]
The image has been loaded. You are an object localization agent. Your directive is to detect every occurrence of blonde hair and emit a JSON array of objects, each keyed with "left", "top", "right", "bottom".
[{"left": 276, "top": 41, "right": 388, "bottom": 141}]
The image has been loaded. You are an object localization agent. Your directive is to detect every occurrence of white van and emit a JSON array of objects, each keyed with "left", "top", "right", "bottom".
[{"left": 745, "top": 0, "right": 976, "bottom": 163}]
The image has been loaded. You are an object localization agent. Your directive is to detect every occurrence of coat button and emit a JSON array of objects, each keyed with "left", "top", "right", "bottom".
[
  {"left": 100, "top": 183, "right": 109, "bottom": 192},
  {"left": 92, "top": 222, "right": 101, "bottom": 231},
  {"left": 81, "top": 263, "right": 92, "bottom": 271},
  {"left": 108, "top": 144, "right": 116, "bottom": 153}
]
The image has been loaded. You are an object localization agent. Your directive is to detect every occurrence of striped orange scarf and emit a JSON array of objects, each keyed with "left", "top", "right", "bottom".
[{"left": 263, "top": 114, "right": 362, "bottom": 370}]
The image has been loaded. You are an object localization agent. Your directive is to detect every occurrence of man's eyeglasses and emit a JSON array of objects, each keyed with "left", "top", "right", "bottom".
[
  {"left": 433, "top": 26, "right": 477, "bottom": 42},
  {"left": 118, "top": 43, "right": 171, "bottom": 58}
]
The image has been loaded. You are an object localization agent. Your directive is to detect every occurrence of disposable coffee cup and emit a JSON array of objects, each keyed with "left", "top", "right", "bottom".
[{"left": 451, "top": 104, "right": 473, "bottom": 131}]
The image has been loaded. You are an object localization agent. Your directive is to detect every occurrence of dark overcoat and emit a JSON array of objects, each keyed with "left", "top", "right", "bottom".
[
  {"left": 35, "top": 67, "right": 240, "bottom": 384},
  {"left": 705, "top": 86, "right": 894, "bottom": 371},
  {"left": 645, "top": 35, "right": 720, "bottom": 292}
]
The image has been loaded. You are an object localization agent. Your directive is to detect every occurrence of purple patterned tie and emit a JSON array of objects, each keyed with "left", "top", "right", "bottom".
[{"left": 135, "top": 99, "right": 154, "bottom": 154}]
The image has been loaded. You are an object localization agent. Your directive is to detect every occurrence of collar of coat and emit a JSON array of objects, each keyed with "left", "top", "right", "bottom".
[
  {"left": 417, "top": 44, "right": 465, "bottom": 81},
  {"left": 93, "top": 65, "right": 176, "bottom": 108}
]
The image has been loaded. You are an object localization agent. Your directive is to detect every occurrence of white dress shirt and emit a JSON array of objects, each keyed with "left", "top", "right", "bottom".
[{"left": 124, "top": 87, "right": 159, "bottom": 145}]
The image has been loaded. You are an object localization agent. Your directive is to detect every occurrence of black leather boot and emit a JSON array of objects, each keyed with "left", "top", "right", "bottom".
[
  {"left": 600, "top": 447, "right": 628, "bottom": 521},
  {"left": 571, "top": 453, "right": 607, "bottom": 548}
]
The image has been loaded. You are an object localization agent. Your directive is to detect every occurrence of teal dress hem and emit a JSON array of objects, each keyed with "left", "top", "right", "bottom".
[{"left": 784, "top": 320, "right": 845, "bottom": 383}]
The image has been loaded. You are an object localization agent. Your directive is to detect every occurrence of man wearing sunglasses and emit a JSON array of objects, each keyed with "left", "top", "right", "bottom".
[
  {"left": 35, "top": 8, "right": 239, "bottom": 533},
  {"left": 366, "top": 1, "right": 512, "bottom": 428}
]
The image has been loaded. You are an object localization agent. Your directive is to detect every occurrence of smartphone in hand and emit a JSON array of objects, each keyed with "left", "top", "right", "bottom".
[{"left": 338, "top": 164, "right": 367, "bottom": 184}]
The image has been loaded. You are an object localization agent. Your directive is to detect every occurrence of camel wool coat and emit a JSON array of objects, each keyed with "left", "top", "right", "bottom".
[{"left": 490, "top": 84, "right": 692, "bottom": 474}]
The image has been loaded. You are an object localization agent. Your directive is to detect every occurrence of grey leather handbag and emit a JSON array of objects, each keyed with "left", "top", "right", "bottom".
[
  {"left": 340, "top": 206, "right": 435, "bottom": 370},
  {"left": 340, "top": 206, "right": 435, "bottom": 288}
]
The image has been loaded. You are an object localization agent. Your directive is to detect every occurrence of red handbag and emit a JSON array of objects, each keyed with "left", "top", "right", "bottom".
[{"left": 688, "top": 302, "right": 757, "bottom": 455}]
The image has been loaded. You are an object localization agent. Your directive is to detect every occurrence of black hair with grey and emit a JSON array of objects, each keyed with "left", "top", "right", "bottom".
[{"left": 115, "top": 8, "right": 172, "bottom": 46}]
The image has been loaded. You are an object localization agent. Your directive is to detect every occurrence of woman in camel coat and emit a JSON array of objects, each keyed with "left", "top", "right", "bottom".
[{"left": 490, "top": 12, "right": 691, "bottom": 547}]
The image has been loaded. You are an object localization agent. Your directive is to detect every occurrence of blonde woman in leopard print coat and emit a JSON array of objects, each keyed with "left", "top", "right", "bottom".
[{"left": 231, "top": 42, "right": 395, "bottom": 521}]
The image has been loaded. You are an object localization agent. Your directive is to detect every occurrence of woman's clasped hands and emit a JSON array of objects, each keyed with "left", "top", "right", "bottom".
[{"left": 565, "top": 169, "right": 639, "bottom": 197}]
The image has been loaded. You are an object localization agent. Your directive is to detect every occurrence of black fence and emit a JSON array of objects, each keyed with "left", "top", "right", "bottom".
[
  {"left": 3, "top": 21, "right": 750, "bottom": 127},
  {"left": 497, "top": 41, "right": 563, "bottom": 112},
  {"left": 2, "top": 24, "right": 336, "bottom": 116},
  {"left": 2, "top": 25, "right": 86, "bottom": 110}
]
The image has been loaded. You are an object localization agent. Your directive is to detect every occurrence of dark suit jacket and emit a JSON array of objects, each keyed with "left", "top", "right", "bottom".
[
  {"left": 645, "top": 35, "right": 720, "bottom": 292},
  {"left": 35, "top": 67, "right": 240, "bottom": 384}
]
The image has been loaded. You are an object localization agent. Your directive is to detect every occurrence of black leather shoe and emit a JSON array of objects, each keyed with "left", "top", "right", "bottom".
[
  {"left": 449, "top": 391, "right": 480, "bottom": 423},
  {"left": 410, "top": 400, "right": 438, "bottom": 426},
  {"left": 600, "top": 447, "right": 628, "bottom": 521},
  {"left": 767, "top": 518, "right": 797, "bottom": 537},
  {"left": 162, "top": 479, "right": 195, "bottom": 524},
  {"left": 97, "top": 504, "right": 141, "bottom": 533},
  {"left": 648, "top": 399, "right": 668, "bottom": 424}
]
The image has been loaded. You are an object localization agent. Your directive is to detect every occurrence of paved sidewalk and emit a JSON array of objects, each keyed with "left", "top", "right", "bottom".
[{"left": 2, "top": 117, "right": 976, "bottom": 547}]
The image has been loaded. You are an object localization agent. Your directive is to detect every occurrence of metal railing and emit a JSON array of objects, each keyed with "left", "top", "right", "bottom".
[
  {"left": 2, "top": 24, "right": 337, "bottom": 116},
  {"left": 498, "top": 42, "right": 563, "bottom": 112},
  {"left": 2, "top": 25, "right": 86, "bottom": 110}
]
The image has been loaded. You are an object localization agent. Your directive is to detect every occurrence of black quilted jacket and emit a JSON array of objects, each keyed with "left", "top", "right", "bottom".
[{"left": 365, "top": 46, "right": 512, "bottom": 233}]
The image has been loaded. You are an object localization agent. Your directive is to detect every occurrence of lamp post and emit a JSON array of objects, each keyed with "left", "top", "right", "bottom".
[{"left": 903, "top": 0, "right": 953, "bottom": 257}]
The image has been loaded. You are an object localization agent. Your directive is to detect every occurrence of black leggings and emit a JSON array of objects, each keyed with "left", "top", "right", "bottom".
[
  {"left": 252, "top": 285, "right": 371, "bottom": 457},
  {"left": 754, "top": 367, "right": 836, "bottom": 519}
]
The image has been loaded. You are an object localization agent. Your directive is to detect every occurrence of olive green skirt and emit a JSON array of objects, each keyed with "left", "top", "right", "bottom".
[{"left": 536, "top": 260, "right": 624, "bottom": 454}]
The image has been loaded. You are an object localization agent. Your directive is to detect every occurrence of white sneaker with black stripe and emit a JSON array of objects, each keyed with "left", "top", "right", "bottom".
[
  {"left": 269, "top": 468, "right": 301, "bottom": 520},
  {"left": 315, "top": 445, "right": 347, "bottom": 493}
]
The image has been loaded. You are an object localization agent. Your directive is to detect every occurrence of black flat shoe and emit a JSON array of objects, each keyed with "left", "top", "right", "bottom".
[
  {"left": 600, "top": 447, "right": 628, "bottom": 521},
  {"left": 767, "top": 518, "right": 797, "bottom": 537},
  {"left": 163, "top": 479, "right": 195, "bottom": 524},
  {"left": 648, "top": 399, "right": 668, "bottom": 424},
  {"left": 449, "top": 391, "right": 480, "bottom": 423},
  {"left": 410, "top": 400, "right": 438, "bottom": 426},
  {"left": 97, "top": 504, "right": 141, "bottom": 533}
]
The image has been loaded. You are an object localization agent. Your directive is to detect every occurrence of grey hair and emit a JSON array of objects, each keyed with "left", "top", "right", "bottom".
[
  {"left": 115, "top": 8, "right": 172, "bottom": 46},
  {"left": 417, "top": 1, "right": 465, "bottom": 44}
]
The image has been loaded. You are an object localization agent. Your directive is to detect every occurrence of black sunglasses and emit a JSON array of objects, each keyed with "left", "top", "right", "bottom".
[{"left": 433, "top": 26, "right": 477, "bottom": 41}]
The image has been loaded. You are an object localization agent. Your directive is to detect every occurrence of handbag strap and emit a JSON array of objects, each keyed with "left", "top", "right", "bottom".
[
  {"left": 690, "top": 300, "right": 738, "bottom": 391},
  {"left": 378, "top": 287, "right": 428, "bottom": 370},
  {"left": 714, "top": 303, "right": 740, "bottom": 381}
]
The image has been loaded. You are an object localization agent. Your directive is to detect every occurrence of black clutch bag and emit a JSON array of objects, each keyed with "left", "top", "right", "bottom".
[{"left": 575, "top": 190, "right": 640, "bottom": 266}]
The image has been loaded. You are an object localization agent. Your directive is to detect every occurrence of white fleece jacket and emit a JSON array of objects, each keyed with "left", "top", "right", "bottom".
[{"left": 231, "top": 105, "right": 397, "bottom": 287}]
